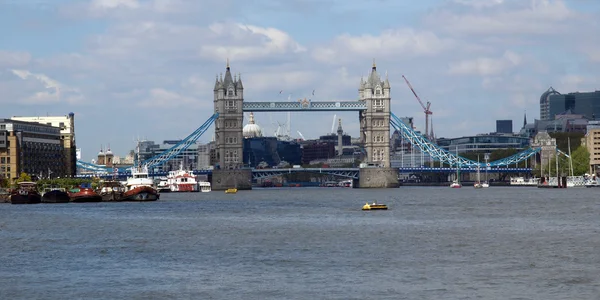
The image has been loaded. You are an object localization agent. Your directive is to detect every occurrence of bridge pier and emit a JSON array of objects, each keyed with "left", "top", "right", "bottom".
[
  {"left": 358, "top": 167, "right": 399, "bottom": 188},
  {"left": 211, "top": 169, "right": 253, "bottom": 191}
]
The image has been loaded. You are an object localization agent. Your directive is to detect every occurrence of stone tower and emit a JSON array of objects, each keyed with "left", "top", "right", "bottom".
[
  {"left": 214, "top": 59, "right": 244, "bottom": 170},
  {"left": 358, "top": 61, "right": 391, "bottom": 168}
]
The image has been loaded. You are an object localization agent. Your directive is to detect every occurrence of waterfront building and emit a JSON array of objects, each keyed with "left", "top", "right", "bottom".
[
  {"left": 520, "top": 113, "right": 589, "bottom": 138},
  {"left": 0, "top": 119, "right": 65, "bottom": 181},
  {"left": 197, "top": 142, "right": 214, "bottom": 170},
  {"left": 436, "top": 133, "right": 530, "bottom": 153},
  {"left": 542, "top": 88, "right": 600, "bottom": 121},
  {"left": 301, "top": 142, "right": 335, "bottom": 165},
  {"left": 157, "top": 140, "right": 199, "bottom": 171},
  {"left": 11, "top": 113, "right": 77, "bottom": 176},
  {"left": 586, "top": 121, "right": 600, "bottom": 175},
  {"left": 496, "top": 120, "right": 513, "bottom": 134},
  {"left": 540, "top": 87, "right": 560, "bottom": 121},
  {"left": 242, "top": 137, "right": 302, "bottom": 168}
]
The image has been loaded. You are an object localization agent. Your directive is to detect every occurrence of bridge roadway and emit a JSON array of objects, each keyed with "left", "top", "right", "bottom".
[{"left": 77, "top": 167, "right": 532, "bottom": 180}]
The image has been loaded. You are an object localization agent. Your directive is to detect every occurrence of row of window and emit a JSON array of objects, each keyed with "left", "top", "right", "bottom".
[
  {"left": 372, "top": 149, "right": 386, "bottom": 161},
  {"left": 226, "top": 137, "right": 239, "bottom": 144},
  {"left": 224, "top": 150, "right": 239, "bottom": 163},
  {"left": 0, "top": 157, "right": 11, "bottom": 164},
  {"left": 372, "top": 119, "right": 386, "bottom": 127},
  {"left": 373, "top": 134, "right": 386, "bottom": 143}
]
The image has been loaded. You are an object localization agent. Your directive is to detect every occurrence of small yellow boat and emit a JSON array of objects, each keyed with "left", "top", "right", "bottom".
[
  {"left": 362, "top": 202, "right": 388, "bottom": 210},
  {"left": 225, "top": 188, "right": 238, "bottom": 194}
]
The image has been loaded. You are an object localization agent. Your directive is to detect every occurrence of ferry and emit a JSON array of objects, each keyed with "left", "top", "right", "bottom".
[
  {"left": 510, "top": 177, "right": 539, "bottom": 186},
  {"left": 450, "top": 180, "right": 461, "bottom": 188},
  {"left": 199, "top": 181, "right": 211, "bottom": 192},
  {"left": 156, "top": 177, "right": 170, "bottom": 193},
  {"left": 167, "top": 169, "right": 199, "bottom": 192},
  {"left": 362, "top": 202, "right": 388, "bottom": 210}
]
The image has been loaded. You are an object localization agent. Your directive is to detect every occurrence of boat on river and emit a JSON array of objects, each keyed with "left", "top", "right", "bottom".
[
  {"left": 122, "top": 165, "right": 159, "bottom": 201},
  {"left": 69, "top": 184, "right": 102, "bottom": 202},
  {"left": 362, "top": 202, "right": 388, "bottom": 210},
  {"left": 98, "top": 181, "right": 125, "bottom": 202},
  {"left": 167, "top": 168, "right": 199, "bottom": 192},
  {"left": 10, "top": 182, "right": 41, "bottom": 204},
  {"left": 41, "top": 187, "right": 70, "bottom": 203},
  {"left": 225, "top": 188, "right": 237, "bottom": 194},
  {"left": 199, "top": 181, "right": 211, "bottom": 192}
]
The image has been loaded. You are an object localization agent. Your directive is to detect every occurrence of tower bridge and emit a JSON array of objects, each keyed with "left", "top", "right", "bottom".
[{"left": 77, "top": 61, "right": 543, "bottom": 189}]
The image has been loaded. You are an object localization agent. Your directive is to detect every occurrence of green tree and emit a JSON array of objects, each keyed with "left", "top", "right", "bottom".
[
  {"left": 570, "top": 145, "right": 590, "bottom": 175},
  {"left": 16, "top": 172, "right": 32, "bottom": 183},
  {"left": 0, "top": 176, "right": 8, "bottom": 188}
]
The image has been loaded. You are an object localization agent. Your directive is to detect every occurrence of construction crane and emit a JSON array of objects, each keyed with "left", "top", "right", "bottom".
[{"left": 402, "top": 75, "right": 433, "bottom": 140}]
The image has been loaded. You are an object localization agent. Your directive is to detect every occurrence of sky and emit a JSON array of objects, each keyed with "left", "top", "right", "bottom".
[{"left": 1, "top": 0, "right": 599, "bottom": 161}]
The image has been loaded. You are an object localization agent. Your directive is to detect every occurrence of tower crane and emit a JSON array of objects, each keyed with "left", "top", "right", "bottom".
[{"left": 402, "top": 75, "right": 433, "bottom": 140}]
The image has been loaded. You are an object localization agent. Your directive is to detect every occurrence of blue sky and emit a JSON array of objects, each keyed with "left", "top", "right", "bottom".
[{"left": 1, "top": 0, "right": 599, "bottom": 161}]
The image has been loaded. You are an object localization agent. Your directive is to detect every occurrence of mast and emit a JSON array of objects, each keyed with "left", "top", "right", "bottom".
[{"left": 568, "top": 137, "right": 574, "bottom": 177}]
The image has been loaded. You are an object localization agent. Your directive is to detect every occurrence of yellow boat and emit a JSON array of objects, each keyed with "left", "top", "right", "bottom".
[
  {"left": 225, "top": 188, "right": 238, "bottom": 194},
  {"left": 362, "top": 202, "right": 388, "bottom": 210}
]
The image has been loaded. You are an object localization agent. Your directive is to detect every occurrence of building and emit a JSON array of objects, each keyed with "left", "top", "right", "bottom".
[
  {"left": 242, "top": 137, "right": 301, "bottom": 168},
  {"left": 0, "top": 119, "right": 65, "bottom": 181},
  {"left": 301, "top": 142, "right": 335, "bottom": 165},
  {"left": 197, "top": 142, "right": 214, "bottom": 170},
  {"left": 496, "top": 120, "right": 513, "bottom": 134},
  {"left": 358, "top": 61, "right": 391, "bottom": 167},
  {"left": 520, "top": 113, "right": 589, "bottom": 138},
  {"left": 586, "top": 121, "right": 600, "bottom": 175},
  {"left": 540, "top": 87, "right": 561, "bottom": 121},
  {"left": 11, "top": 113, "right": 77, "bottom": 176},
  {"left": 545, "top": 89, "right": 600, "bottom": 121},
  {"left": 213, "top": 60, "right": 244, "bottom": 169},
  {"left": 436, "top": 133, "right": 530, "bottom": 153},
  {"left": 157, "top": 140, "right": 199, "bottom": 171}
]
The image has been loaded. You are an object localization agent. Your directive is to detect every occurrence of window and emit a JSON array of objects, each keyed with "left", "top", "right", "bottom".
[{"left": 226, "top": 100, "right": 236, "bottom": 109}]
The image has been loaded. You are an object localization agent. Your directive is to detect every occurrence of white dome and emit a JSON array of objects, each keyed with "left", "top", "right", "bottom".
[{"left": 243, "top": 113, "right": 262, "bottom": 138}]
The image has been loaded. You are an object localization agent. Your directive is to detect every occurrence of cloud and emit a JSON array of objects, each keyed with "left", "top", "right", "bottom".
[
  {"left": 3, "top": 0, "right": 600, "bottom": 160},
  {"left": 0, "top": 51, "right": 32, "bottom": 68},
  {"left": 448, "top": 50, "right": 522, "bottom": 76},
  {"left": 312, "top": 29, "right": 455, "bottom": 64},
  {"left": 426, "top": 0, "right": 579, "bottom": 36}
]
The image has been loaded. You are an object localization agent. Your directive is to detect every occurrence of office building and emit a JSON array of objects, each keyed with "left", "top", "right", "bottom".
[
  {"left": 11, "top": 113, "right": 77, "bottom": 176},
  {"left": 496, "top": 120, "right": 513, "bottom": 134},
  {"left": 545, "top": 90, "right": 600, "bottom": 121},
  {"left": 586, "top": 121, "right": 600, "bottom": 175},
  {"left": 0, "top": 119, "right": 65, "bottom": 181}
]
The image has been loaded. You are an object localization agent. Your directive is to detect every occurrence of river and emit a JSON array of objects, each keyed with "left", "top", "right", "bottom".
[{"left": 1, "top": 187, "right": 599, "bottom": 299}]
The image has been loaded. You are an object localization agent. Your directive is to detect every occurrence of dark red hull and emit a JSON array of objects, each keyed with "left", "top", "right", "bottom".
[
  {"left": 122, "top": 186, "right": 159, "bottom": 201},
  {"left": 69, "top": 188, "right": 102, "bottom": 203}
]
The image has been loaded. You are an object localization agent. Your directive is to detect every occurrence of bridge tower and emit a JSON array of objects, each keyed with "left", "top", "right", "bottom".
[
  {"left": 357, "top": 61, "right": 399, "bottom": 188},
  {"left": 212, "top": 60, "right": 252, "bottom": 190}
]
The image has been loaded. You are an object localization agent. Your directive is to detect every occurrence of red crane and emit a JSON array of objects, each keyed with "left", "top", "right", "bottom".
[{"left": 402, "top": 75, "right": 433, "bottom": 140}]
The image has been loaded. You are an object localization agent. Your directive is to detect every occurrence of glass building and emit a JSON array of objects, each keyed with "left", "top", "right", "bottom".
[
  {"left": 436, "top": 133, "right": 530, "bottom": 153},
  {"left": 496, "top": 120, "right": 513, "bottom": 133},
  {"left": 547, "top": 90, "right": 600, "bottom": 121}
]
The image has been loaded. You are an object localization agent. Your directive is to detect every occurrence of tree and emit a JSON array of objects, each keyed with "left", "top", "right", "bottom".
[
  {"left": 16, "top": 172, "right": 32, "bottom": 183},
  {"left": 570, "top": 145, "right": 590, "bottom": 176},
  {"left": 0, "top": 176, "right": 8, "bottom": 188}
]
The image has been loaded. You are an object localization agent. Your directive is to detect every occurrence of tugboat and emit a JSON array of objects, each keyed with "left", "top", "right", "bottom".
[
  {"left": 121, "top": 142, "right": 159, "bottom": 202},
  {"left": 98, "top": 180, "right": 125, "bottom": 202},
  {"left": 41, "top": 186, "right": 70, "bottom": 203},
  {"left": 69, "top": 183, "right": 102, "bottom": 203},
  {"left": 10, "top": 182, "right": 42, "bottom": 204},
  {"left": 362, "top": 202, "right": 388, "bottom": 210}
]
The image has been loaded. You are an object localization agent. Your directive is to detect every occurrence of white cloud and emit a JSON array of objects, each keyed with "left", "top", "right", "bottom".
[
  {"left": 426, "top": 0, "right": 578, "bottom": 36},
  {"left": 91, "top": 0, "right": 140, "bottom": 10},
  {"left": 313, "top": 29, "right": 454, "bottom": 64},
  {"left": 448, "top": 50, "right": 522, "bottom": 76},
  {"left": 6, "top": 69, "right": 85, "bottom": 105},
  {"left": 0, "top": 51, "right": 32, "bottom": 68},
  {"left": 137, "top": 88, "right": 205, "bottom": 108}
]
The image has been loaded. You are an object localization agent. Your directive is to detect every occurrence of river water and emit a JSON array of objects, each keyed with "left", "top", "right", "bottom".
[{"left": 1, "top": 187, "right": 599, "bottom": 299}]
